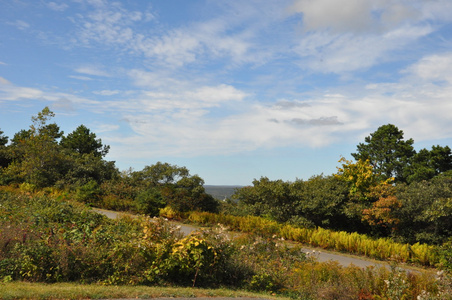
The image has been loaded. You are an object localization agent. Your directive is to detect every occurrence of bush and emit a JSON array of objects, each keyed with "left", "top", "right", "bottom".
[
  {"left": 74, "top": 180, "right": 101, "bottom": 205},
  {"left": 135, "top": 188, "right": 165, "bottom": 216}
]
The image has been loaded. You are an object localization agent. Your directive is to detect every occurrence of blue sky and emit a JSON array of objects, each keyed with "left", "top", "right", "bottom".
[{"left": 1, "top": 0, "right": 452, "bottom": 185}]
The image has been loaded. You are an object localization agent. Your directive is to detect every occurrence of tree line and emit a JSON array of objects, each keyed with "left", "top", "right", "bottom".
[
  {"left": 226, "top": 124, "right": 452, "bottom": 245},
  {"left": 0, "top": 107, "right": 218, "bottom": 215},
  {"left": 1, "top": 109, "right": 451, "bottom": 246}
]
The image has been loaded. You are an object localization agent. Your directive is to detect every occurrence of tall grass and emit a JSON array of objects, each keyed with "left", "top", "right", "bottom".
[{"left": 188, "top": 212, "right": 440, "bottom": 267}]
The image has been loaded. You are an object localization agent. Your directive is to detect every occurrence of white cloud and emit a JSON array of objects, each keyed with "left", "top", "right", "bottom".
[
  {"left": 403, "top": 52, "right": 452, "bottom": 83},
  {"left": 288, "top": 0, "right": 445, "bottom": 73},
  {"left": 289, "top": 0, "right": 421, "bottom": 34},
  {"left": 290, "top": 0, "right": 375, "bottom": 33},
  {"left": 0, "top": 78, "right": 43, "bottom": 101},
  {"left": 188, "top": 84, "right": 247, "bottom": 104},
  {"left": 295, "top": 24, "right": 433, "bottom": 73},
  {"left": 94, "top": 123, "right": 119, "bottom": 133},
  {"left": 0, "top": 78, "right": 99, "bottom": 106},
  {"left": 75, "top": 66, "right": 110, "bottom": 77},
  {"left": 74, "top": 2, "right": 149, "bottom": 48},
  {"left": 69, "top": 75, "right": 92, "bottom": 81},
  {"left": 47, "top": 2, "right": 69, "bottom": 11},
  {"left": 93, "top": 90, "right": 120, "bottom": 96},
  {"left": 70, "top": 1, "right": 258, "bottom": 68},
  {"left": 0, "top": 77, "right": 11, "bottom": 85}
]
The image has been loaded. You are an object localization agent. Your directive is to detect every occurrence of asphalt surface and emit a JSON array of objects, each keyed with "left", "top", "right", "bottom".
[{"left": 92, "top": 208, "right": 410, "bottom": 271}]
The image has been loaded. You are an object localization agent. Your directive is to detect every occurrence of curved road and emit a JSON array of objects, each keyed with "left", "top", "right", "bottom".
[{"left": 92, "top": 208, "right": 419, "bottom": 271}]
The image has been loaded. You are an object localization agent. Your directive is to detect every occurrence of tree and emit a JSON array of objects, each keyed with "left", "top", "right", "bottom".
[
  {"left": 132, "top": 162, "right": 190, "bottom": 187},
  {"left": 336, "top": 157, "right": 398, "bottom": 235},
  {"left": 30, "top": 106, "right": 64, "bottom": 142},
  {"left": 395, "top": 176, "right": 452, "bottom": 244},
  {"left": 336, "top": 157, "right": 379, "bottom": 201},
  {"left": 406, "top": 145, "right": 452, "bottom": 183},
  {"left": 232, "top": 177, "right": 295, "bottom": 222},
  {"left": 352, "top": 124, "right": 415, "bottom": 182},
  {"left": 132, "top": 162, "right": 218, "bottom": 215},
  {"left": 60, "top": 125, "right": 109, "bottom": 157},
  {"left": 290, "top": 175, "right": 349, "bottom": 229},
  {"left": 361, "top": 183, "right": 401, "bottom": 235},
  {"left": 0, "top": 129, "right": 8, "bottom": 146},
  {"left": 3, "top": 107, "right": 68, "bottom": 187},
  {"left": 0, "top": 129, "right": 9, "bottom": 169}
]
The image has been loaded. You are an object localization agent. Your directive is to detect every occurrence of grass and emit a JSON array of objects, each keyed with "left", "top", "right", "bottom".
[{"left": 0, "top": 282, "right": 289, "bottom": 300}]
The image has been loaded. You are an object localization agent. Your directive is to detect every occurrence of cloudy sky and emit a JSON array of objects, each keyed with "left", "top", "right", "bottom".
[{"left": 1, "top": 0, "right": 452, "bottom": 185}]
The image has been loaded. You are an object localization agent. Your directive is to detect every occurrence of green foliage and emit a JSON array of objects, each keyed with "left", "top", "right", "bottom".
[
  {"left": 0, "top": 108, "right": 118, "bottom": 189},
  {"left": 74, "top": 180, "right": 102, "bottom": 205},
  {"left": 231, "top": 175, "right": 353, "bottom": 231},
  {"left": 352, "top": 124, "right": 415, "bottom": 182},
  {"left": 0, "top": 129, "right": 9, "bottom": 169},
  {"left": 3, "top": 108, "right": 68, "bottom": 188},
  {"left": 60, "top": 125, "right": 109, "bottom": 157},
  {"left": 231, "top": 177, "right": 296, "bottom": 222},
  {"left": 135, "top": 188, "right": 165, "bottom": 216},
  {"left": 130, "top": 163, "right": 219, "bottom": 215},
  {"left": 394, "top": 177, "right": 452, "bottom": 244},
  {"left": 405, "top": 145, "right": 452, "bottom": 183},
  {"left": 1, "top": 190, "right": 450, "bottom": 299},
  {"left": 439, "top": 240, "right": 452, "bottom": 273},
  {"left": 133, "top": 162, "right": 190, "bottom": 186},
  {"left": 291, "top": 175, "right": 349, "bottom": 229}
]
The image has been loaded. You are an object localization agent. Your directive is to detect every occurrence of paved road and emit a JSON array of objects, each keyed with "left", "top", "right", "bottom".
[{"left": 92, "top": 208, "right": 413, "bottom": 271}]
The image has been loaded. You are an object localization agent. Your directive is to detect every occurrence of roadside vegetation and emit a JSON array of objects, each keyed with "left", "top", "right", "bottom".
[{"left": 1, "top": 108, "right": 452, "bottom": 299}]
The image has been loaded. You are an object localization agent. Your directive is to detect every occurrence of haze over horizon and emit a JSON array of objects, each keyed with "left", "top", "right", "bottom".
[{"left": 1, "top": 0, "right": 452, "bottom": 185}]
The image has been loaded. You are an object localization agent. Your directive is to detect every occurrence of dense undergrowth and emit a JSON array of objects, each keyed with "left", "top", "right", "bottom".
[{"left": 1, "top": 189, "right": 452, "bottom": 299}]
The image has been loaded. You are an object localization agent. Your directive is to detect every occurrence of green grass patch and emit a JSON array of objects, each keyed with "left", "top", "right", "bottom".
[{"left": 0, "top": 282, "right": 288, "bottom": 300}]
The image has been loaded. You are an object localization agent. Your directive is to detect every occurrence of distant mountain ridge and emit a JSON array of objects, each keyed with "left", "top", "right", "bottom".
[{"left": 204, "top": 185, "right": 243, "bottom": 200}]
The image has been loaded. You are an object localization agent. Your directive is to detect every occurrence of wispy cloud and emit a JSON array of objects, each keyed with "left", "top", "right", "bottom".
[
  {"left": 46, "top": 2, "right": 69, "bottom": 12},
  {"left": 0, "top": 78, "right": 99, "bottom": 106},
  {"left": 75, "top": 66, "right": 111, "bottom": 77},
  {"left": 289, "top": 0, "right": 440, "bottom": 73},
  {"left": 69, "top": 75, "right": 92, "bottom": 81},
  {"left": 403, "top": 52, "right": 452, "bottom": 83},
  {"left": 93, "top": 90, "right": 120, "bottom": 96},
  {"left": 8, "top": 20, "right": 30, "bottom": 30}
]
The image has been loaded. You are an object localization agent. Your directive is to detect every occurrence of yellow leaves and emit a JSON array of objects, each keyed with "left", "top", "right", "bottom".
[{"left": 336, "top": 156, "right": 393, "bottom": 202}]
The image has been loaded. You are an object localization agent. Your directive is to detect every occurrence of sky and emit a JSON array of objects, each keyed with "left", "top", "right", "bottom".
[{"left": 1, "top": 0, "right": 452, "bottom": 185}]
